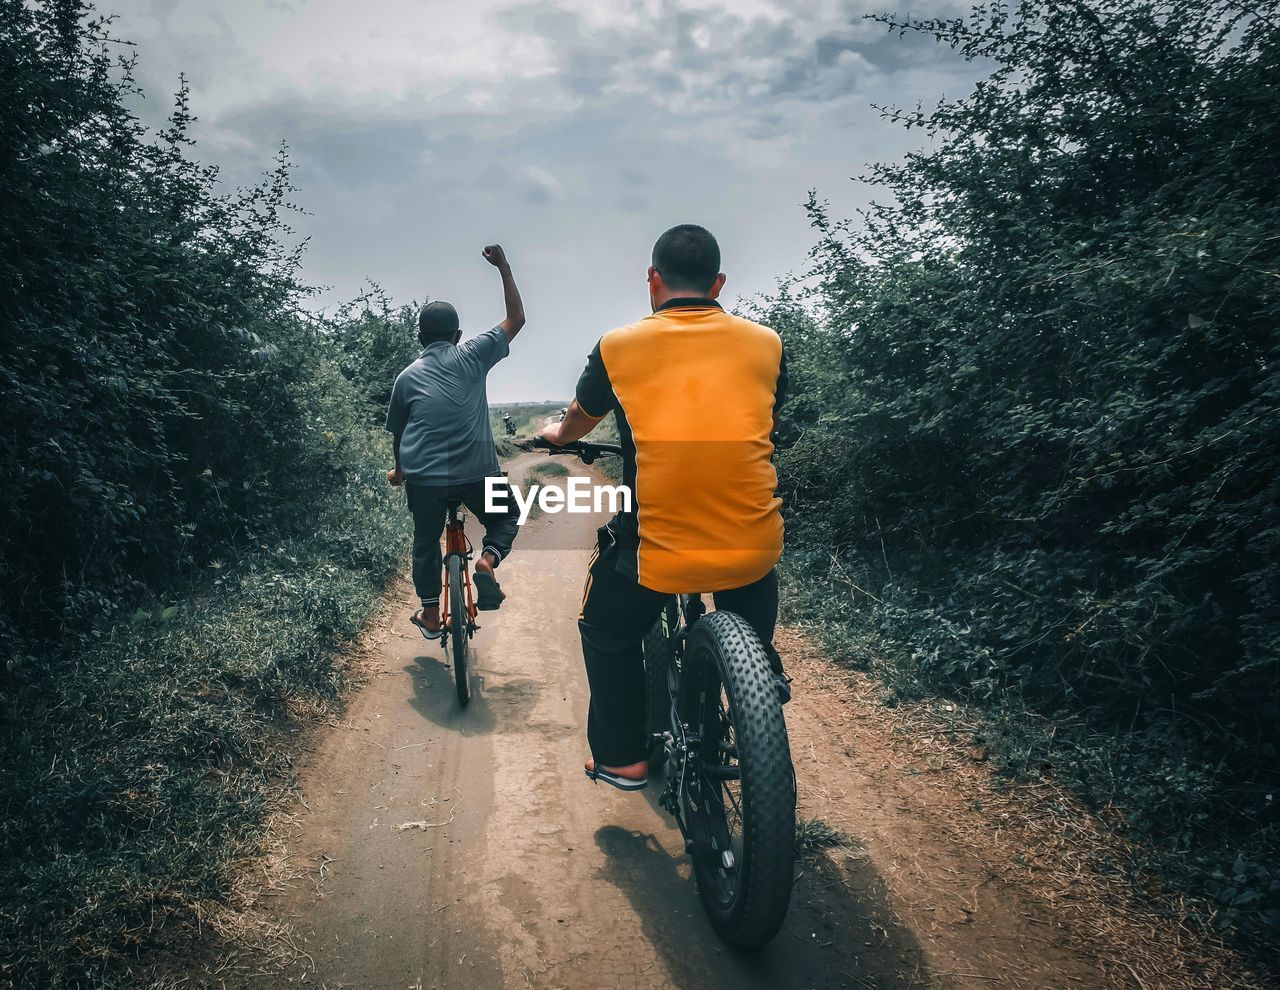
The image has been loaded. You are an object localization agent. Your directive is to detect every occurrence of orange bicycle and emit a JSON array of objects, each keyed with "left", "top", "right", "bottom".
[{"left": 437, "top": 496, "right": 479, "bottom": 706}]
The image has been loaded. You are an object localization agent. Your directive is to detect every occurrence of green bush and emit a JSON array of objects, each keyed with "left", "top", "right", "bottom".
[
  {"left": 0, "top": 3, "right": 413, "bottom": 983},
  {"left": 0, "top": 0, "right": 369, "bottom": 644},
  {"left": 330, "top": 284, "right": 422, "bottom": 416},
  {"left": 769, "top": 0, "right": 1279, "bottom": 939},
  {"left": 0, "top": 495, "right": 404, "bottom": 984}
]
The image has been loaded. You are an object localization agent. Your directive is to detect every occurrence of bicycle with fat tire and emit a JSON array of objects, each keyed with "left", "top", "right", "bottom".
[{"left": 534, "top": 436, "right": 796, "bottom": 947}]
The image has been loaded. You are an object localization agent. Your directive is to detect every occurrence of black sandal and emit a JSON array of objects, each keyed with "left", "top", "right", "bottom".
[
  {"left": 410, "top": 609, "right": 441, "bottom": 639},
  {"left": 473, "top": 570, "right": 505, "bottom": 611},
  {"left": 584, "top": 762, "right": 648, "bottom": 792}
]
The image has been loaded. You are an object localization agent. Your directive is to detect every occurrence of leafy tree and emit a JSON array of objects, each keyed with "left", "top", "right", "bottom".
[
  {"left": 0, "top": 4, "right": 414, "bottom": 981},
  {"left": 774, "top": 0, "right": 1279, "bottom": 934},
  {"left": 0, "top": 0, "right": 376, "bottom": 648},
  {"left": 328, "top": 283, "right": 423, "bottom": 416}
]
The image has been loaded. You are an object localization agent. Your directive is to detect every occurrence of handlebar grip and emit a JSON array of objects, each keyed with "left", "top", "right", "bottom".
[{"left": 526, "top": 437, "right": 620, "bottom": 460}]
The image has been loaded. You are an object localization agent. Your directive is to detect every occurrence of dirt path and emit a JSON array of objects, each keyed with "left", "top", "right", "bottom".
[{"left": 173, "top": 454, "right": 1260, "bottom": 990}]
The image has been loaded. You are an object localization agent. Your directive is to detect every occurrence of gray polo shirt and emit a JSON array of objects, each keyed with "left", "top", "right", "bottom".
[{"left": 385, "top": 326, "right": 510, "bottom": 485}]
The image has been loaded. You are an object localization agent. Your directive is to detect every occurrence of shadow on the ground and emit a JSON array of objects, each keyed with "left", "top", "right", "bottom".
[
  {"left": 593, "top": 821, "right": 929, "bottom": 990},
  {"left": 404, "top": 649, "right": 499, "bottom": 735},
  {"left": 405, "top": 643, "right": 546, "bottom": 736}
]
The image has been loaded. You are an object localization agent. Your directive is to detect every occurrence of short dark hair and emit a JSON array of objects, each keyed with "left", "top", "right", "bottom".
[
  {"left": 652, "top": 224, "right": 721, "bottom": 293},
  {"left": 418, "top": 301, "right": 459, "bottom": 344}
]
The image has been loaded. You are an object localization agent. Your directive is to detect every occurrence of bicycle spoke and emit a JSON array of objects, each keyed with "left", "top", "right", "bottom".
[{"left": 711, "top": 691, "right": 745, "bottom": 855}]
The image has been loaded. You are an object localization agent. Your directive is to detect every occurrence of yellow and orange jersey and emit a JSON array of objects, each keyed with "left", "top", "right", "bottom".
[{"left": 575, "top": 298, "right": 786, "bottom": 594}]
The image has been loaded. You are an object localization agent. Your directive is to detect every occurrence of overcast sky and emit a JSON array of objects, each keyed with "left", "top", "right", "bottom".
[{"left": 108, "top": 0, "right": 981, "bottom": 401}]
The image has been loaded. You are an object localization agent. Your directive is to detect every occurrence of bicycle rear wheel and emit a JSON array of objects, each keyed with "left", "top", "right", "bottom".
[
  {"left": 642, "top": 599, "right": 680, "bottom": 769},
  {"left": 681, "top": 610, "right": 794, "bottom": 947},
  {"left": 447, "top": 555, "right": 471, "bottom": 707}
]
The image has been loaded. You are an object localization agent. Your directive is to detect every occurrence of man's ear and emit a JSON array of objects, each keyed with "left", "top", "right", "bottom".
[
  {"left": 707, "top": 273, "right": 727, "bottom": 299},
  {"left": 452, "top": 329, "right": 462, "bottom": 345}
]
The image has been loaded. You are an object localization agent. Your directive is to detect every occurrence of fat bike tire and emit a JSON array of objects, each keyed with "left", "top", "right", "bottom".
[{"left": 682, "top": 609, "right": 794, "bottom": 947}]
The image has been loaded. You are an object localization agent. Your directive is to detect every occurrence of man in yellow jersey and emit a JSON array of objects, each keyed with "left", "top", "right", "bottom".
[{"left": 541, "top": 224, "right": 789, "bottom": 792}]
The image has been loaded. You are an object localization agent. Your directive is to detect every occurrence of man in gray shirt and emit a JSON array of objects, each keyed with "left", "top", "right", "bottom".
[{"left": 386, "top": 245, "right": 524, "bottom": 635}]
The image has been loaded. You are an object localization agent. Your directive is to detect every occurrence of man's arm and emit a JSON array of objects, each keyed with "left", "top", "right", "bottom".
[
  {"left": 387, "top": 430, "right": 405, "bottom": 486},
  {"left": 483, "top": 244, "right": 525, "bottom": 341},
  {"left": 385, "top": 375, "right": 407, "bottom": 486},
  {"left": 542, "top": 400, "right": 601, "bottom": 446},
  {"left": 542, "top": 340, "right": 615, "bottom": 446}
]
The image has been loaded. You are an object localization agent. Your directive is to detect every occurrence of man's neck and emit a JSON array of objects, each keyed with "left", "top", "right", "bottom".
[{"left": 653, "top": 294, "right": 721, "bottom": 313}]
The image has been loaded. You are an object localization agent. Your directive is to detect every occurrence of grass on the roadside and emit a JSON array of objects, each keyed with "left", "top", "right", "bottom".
[
  {"left": 0, "top": 474, "right": 408, "bottom": 988},
  {"left": 778, "top": 561, "right": 1279, "bottom": 960},
  {"left": 580, "top": 413, "right": 624, "bottom": 483},
  {"left": 490, "top": 401, "right": 566, "bottom": 441},
  {"left": 525, "top": 461, "right": 570, "bottom": 481}
]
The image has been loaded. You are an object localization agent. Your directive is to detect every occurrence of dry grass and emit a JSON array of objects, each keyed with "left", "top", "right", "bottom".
[
  {"left": 779, "top": 626, "right": 1269, "bottom": 989},
  {"left": 796, "top": 816, "right": 851, "bottom": 855},
  {"left": 139, "top": 590, "right": 406, "bottom": 987}
]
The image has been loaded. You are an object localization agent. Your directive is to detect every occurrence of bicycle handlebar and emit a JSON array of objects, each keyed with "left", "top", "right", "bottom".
[{"left": 530, "top": 436, "right": 622, "bottom": 464}]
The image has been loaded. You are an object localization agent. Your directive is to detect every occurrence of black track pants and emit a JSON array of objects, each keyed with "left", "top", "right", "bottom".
[
  {"left": 577, "top": 526, "right": 781, "bottom": 766},
  {"left": 405, "top": 479, "right": 519, "bottom": 605}
]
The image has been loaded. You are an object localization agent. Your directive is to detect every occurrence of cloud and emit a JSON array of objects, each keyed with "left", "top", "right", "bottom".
[
  {"left": 105, "top": 0, "right": 986, "bottom": 400},
  {"left": 477, "top": 162, "right": 565, "bottom": 206},
  {"left": 119, "top": 0, "right": 978, "bottom": 187},
  {"left": 517, "top": 165, "right": 565, "bottom": 205}
]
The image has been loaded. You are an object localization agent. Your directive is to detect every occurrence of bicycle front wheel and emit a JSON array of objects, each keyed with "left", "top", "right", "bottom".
[
  {"left": 447, "top": 555, "right": 471, "bottom": 706},
  {"left": 681, "top": 610, "right": 794, "bottom": 947}
]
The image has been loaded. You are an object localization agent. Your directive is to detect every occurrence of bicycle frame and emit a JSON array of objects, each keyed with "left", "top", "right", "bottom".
[{"left": 438, "top": 503, "right": 478, "bottom": 642}]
